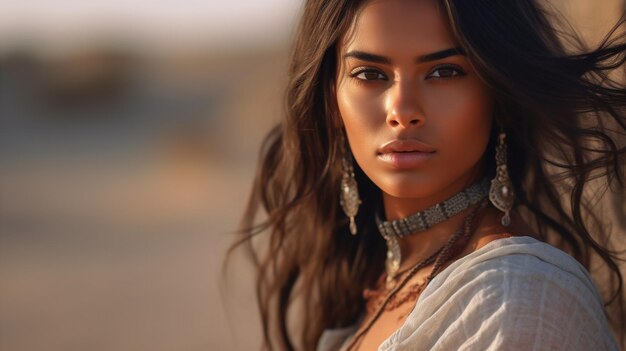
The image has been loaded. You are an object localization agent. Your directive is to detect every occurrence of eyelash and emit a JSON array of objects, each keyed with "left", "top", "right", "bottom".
[{"left": 349, "top": 65, "right": 466, "bottom": 84}]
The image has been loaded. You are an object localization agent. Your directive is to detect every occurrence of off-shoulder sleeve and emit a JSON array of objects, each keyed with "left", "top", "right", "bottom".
[{"left": 381, "top": 248, "right": 619, "bottom": 351}]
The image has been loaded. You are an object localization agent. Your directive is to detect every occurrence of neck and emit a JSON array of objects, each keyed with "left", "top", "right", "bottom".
[
  {"left": 382, "top": 171, "right": 484, "bottom": 221},
  {"left": 380, "top": 171, "right": 488, "bottom": 269}
]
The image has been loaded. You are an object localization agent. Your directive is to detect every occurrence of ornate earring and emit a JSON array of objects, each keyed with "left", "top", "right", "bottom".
[
  {"left": 489, "top": 127, "right": 515, "bottom": 227},
  {"left": 339, "top": 132, "right": 361, "bottom": 235}
]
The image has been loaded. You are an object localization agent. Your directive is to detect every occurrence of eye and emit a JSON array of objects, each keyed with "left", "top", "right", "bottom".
[
  {"left": 427, "top": 65, "right": 466, "bottom": 79},
  {"left": 350, "top": 68, "right": 388, "bottom": 81}
]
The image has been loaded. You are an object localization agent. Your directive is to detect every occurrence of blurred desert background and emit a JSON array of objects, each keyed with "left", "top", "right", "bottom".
[{"left": 0, "top": 1, "right": 624, "bottom": 351}]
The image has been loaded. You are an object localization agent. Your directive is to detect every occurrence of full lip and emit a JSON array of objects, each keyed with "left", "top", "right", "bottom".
[
  {"left": 376, "top": 139, "right": 436, "bottom": 169},
  {"left": 377, "top": 139, "right": 437, "bottom": 155}
]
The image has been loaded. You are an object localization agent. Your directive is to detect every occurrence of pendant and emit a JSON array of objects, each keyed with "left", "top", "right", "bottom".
[
  {"left": 340, "top": 171, "right": 361, "bottom": 235},
  {"left": 384, "top": 236, "right": 402, "bottom": 290},
  {"left": 489, "top": 175, "right": 514, "bottom": 227}
]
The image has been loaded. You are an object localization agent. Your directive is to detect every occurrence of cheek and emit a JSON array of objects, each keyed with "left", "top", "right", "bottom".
[
  {"left": 427, "top": 83, "right": 494, "bottom": 162},
  {"left": 336, "top": 83, "right": 384, "bottom": 153}
]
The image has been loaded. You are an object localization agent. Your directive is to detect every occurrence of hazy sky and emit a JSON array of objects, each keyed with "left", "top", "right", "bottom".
[
  {"left": 1, "top": 0, "right": 623, "bottom": 54},
  {"left": 0, "top": 0, "right": 303, "bottom": 52}
]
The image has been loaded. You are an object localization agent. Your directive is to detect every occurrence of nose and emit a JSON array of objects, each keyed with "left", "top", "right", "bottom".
[{"left": 385, "top": 80, "right": 425, "bottom": 128}]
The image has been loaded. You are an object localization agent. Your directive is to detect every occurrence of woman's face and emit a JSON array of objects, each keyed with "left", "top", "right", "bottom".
[{"left": 335, "top": 0, "right": 494, "bottom": 201}]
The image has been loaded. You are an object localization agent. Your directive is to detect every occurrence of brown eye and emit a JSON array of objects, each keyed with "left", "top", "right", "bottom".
[
  {"left": 428, "top": 66, "right": 466, "bottom": 79},
  {"left": 352, "top": 69, "right": 387, "bottom": 81}
]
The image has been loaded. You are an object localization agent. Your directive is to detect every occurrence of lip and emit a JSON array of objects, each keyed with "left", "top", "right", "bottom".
[
  {"left": 377, "top": 139, "right": 436, "bottom": 169},
  {"left": 378, "top": 139, "right": 437, "bottom": 154}
]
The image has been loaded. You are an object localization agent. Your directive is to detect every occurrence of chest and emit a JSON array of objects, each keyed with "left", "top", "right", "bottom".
[
  {"left": 346, "top": 272, "right": 430, "bottom": 351},
  {"left": 349, "top": 304, "right": 413, "bottom": 351}
]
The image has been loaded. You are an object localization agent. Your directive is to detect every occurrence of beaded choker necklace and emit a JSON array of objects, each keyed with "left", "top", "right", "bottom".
[{"left": 375, "top": 177, "right": 489, "bottom": 286}]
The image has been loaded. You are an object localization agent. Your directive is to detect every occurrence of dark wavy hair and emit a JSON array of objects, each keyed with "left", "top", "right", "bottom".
[{"left": 222, "top": 0, "right": 626, "bottom": 350}]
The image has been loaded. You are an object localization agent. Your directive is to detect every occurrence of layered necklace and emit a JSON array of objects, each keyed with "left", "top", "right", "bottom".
[
  {"left": 344, "top": 199, "right": 489, "bottom": 351},
  {"left": 375, "top": 177, "right": 490, "bottom": 288}
]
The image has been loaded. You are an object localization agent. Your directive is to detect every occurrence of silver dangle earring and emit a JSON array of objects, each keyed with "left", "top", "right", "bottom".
[
  {"left": 489, "top": 127, "right": 515, "bottom": 226},
  {"left": 339, "top": 132, "right": 361, "bottom": 235}
]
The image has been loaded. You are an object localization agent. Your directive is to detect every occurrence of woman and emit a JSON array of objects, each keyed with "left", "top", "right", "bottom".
[{"left": 223, "top": 0, "right": 626, "bottom": 350}]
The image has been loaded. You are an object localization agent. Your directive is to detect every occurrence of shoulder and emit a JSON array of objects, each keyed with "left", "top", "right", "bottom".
[
  {"left": 435, "top": 235, "right": 603, "bottom": 313},
  {"left": 445, "top": 235, "right": 591, "bottom": 284},
  {"left": 381, "top": 236, "right": 619, "bottom": 351}
]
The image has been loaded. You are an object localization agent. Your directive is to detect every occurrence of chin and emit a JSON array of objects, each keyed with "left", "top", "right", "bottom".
[{"left": 373, "top": 172, "right": 440, "bottom": 198}]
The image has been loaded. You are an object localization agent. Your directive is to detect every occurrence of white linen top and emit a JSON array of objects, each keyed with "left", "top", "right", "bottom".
[{"left": 316, "top": 236, "right": 619, "bottom": 351}]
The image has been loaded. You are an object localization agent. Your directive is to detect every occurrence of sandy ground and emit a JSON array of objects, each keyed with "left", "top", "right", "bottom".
[{"left": 0, "top": 162, "right": 265, "bottom": 351}]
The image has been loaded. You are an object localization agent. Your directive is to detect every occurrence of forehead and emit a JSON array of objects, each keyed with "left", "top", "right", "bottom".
[{"left": 341, "top": 0, "right": 457, "bottom": 56}]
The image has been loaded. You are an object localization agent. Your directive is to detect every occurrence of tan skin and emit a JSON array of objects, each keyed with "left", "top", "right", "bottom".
[{"left": 334, "top": 0, "right": 538, "bottom": 350}]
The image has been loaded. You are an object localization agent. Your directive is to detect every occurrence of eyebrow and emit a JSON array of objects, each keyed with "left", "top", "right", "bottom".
[{"left": 343, "top": 46, "right": 466, "bottom": 64}]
